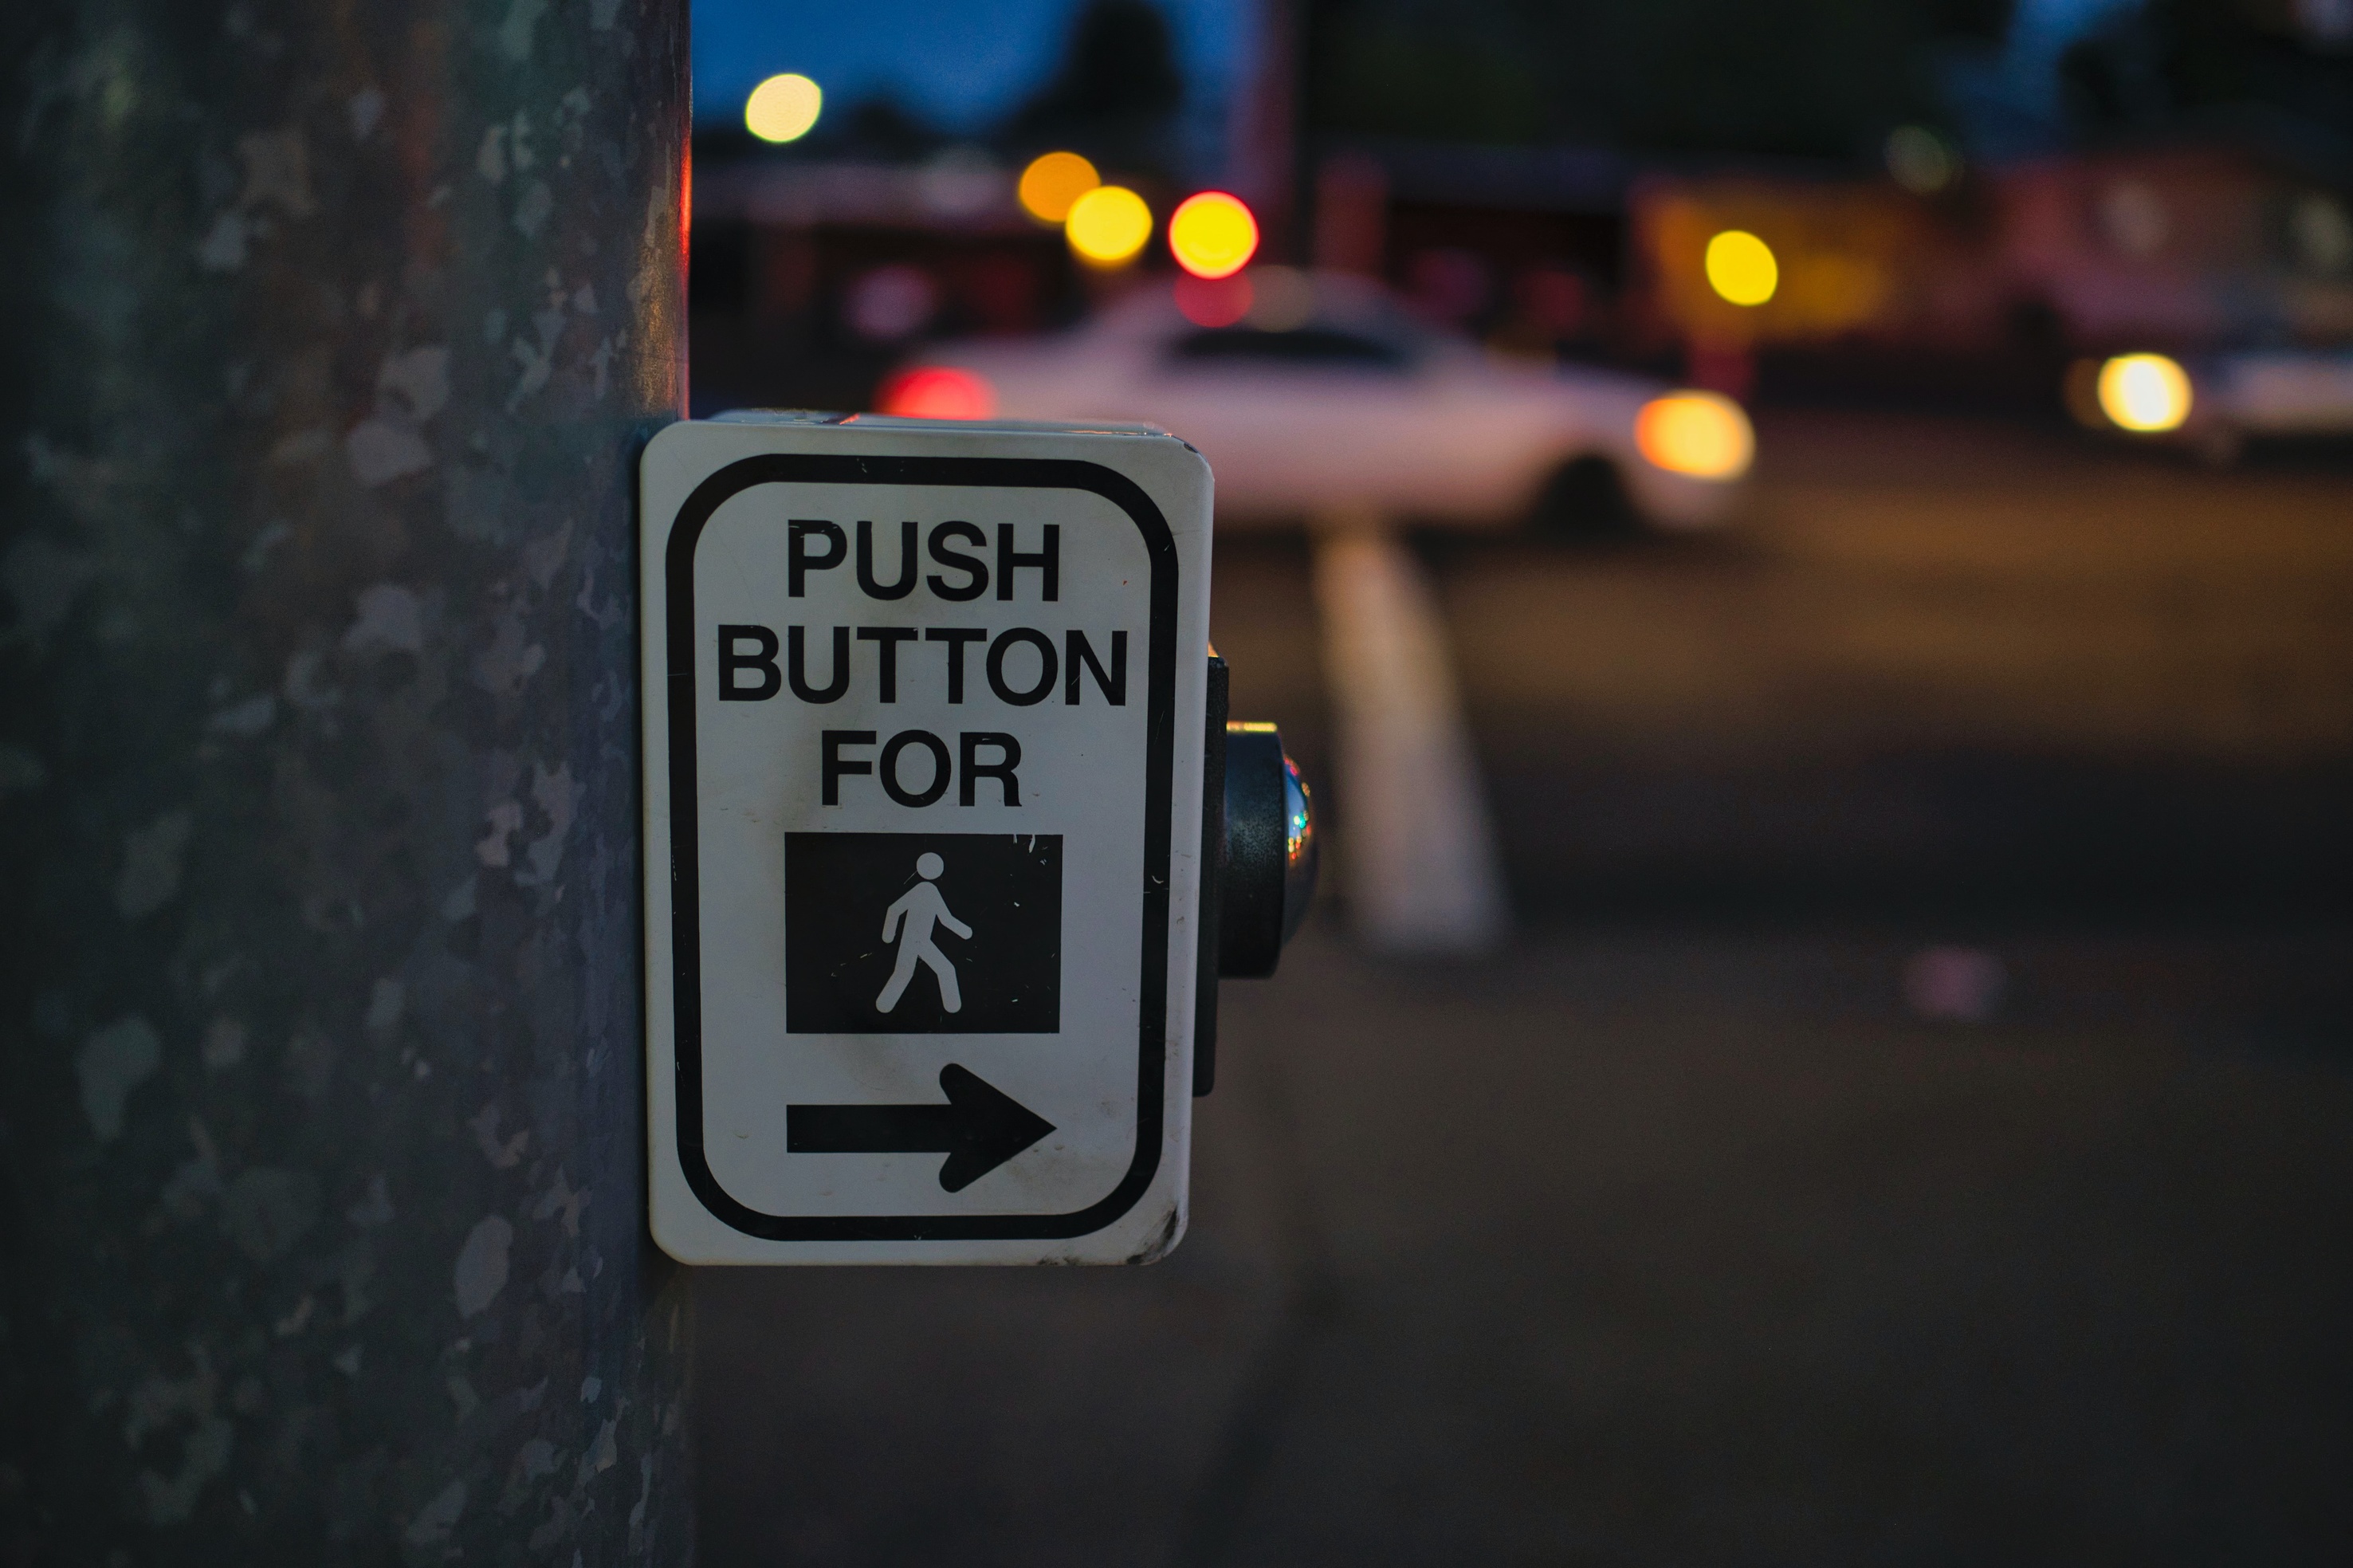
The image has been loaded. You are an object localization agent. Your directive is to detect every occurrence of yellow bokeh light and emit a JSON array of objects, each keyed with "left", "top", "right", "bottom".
[
  {"left": 1018, "top": 151, "right": 1100, "bottom": 223},
  {"left": 2096, "top": 352, "right": 2191, "bottom": 432},
  {"left": 1636, "top": 391, "right": 1755, "bottom": 481},
  {"left": 1704, "top": 230, "right": 1778, "bottom": 306},
  {"left": 745, "top": 74, "right": 822, "bottom": 143},
  {"left": 1168, "top": 191, "right": 1259, "bottom": 279},
  {"left": 1065, "top": 184, "right": 1152, "bottom": 267}
]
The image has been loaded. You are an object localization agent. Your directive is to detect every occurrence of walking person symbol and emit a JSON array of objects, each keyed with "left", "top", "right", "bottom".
[{"left": 876, "top": 852, "right": 971, "bottom": 1014}]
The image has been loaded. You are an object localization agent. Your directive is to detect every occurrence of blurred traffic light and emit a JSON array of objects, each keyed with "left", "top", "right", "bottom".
[
  {"left": 876, "top": 366, "right": 997, "bottom": 420},
  {"left": 1018, "top": 151, "right": 1101, "bottom": 224},
  {"left": 1174, "top": 272, "right": 1253, "bottom": 327},
  {"left": 1168, "top": 192, "right": 1259, "bottom": 279}
]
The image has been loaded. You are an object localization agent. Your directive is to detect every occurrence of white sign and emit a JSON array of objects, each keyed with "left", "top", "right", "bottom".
[{"left": 640, "top": 413, "right": 1213, "bottom": 1264}]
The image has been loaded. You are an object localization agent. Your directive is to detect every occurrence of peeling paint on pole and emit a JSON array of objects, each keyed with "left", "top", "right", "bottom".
[{"left": 0, "top": 0, "right": 691, "bottom": 1559}]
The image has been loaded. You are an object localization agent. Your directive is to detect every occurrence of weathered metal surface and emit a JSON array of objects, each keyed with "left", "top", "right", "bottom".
[{"left": 0, "top": 0, "right": 690, "bottom": 1559}]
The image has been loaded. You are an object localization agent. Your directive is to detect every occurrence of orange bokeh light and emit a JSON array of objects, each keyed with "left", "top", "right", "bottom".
[
  {"left": 1634, "top": 391, "right": 1754, "bottom": 480},
  {"left": 1017, "top": 151, "right": 1100, "bottom": 224}
]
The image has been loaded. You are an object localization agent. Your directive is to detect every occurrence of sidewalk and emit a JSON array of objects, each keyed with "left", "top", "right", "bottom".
[{"left": 696, "top": 922, "right": 2353, "bottom": 1563}]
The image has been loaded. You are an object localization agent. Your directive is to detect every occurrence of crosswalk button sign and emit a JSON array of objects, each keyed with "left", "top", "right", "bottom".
[{"left": 641, "top": 413, "right": 1213, "bottom": 1265}]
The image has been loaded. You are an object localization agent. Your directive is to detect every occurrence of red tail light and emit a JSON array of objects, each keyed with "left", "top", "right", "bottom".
[{"left": 875, "top": 366, "right": 996, "bottom": 420}]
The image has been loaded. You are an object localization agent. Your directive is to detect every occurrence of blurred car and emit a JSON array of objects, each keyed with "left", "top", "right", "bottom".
[
  {"left": 2190, "top": 348, "right": 2353, "bottom": 462},
  {"left": 877, "top": 269, "right": 1753, "bottom": 531}
]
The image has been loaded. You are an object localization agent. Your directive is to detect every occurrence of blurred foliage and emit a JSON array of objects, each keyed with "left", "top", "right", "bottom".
[
  {"left": 1307, "top": 0, "right": 2009, "bottom": 157},
  {"left": 1314, "top": 22, "right": 1550, "bottom": 143},
  {"left": 696, "top": 0, "right": 1190, "bottom": 179},
  {"left": 1002, "top": 0, "right": 1187, "bottom": 176},
  {"left": 2062, "top": 0, "right": 2353, "bottom": 172},
  {"left": 832, "top": 97, "right": 949, "bottom": 160}
]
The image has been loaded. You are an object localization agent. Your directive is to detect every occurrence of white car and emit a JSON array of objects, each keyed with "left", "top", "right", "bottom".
[
  {"left": 875, "top": 269, "right": 1753, "bottom": 532},
  {"left": 2191, "top": 348, "right": 2353, "bottom": 463}
]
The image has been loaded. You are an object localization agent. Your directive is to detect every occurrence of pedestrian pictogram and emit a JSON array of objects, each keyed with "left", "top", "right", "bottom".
[
  {"left": 640, "top": 411, "right": 1214, "bottom": 1265},
  {"left": 878, "top": 852, "right": 969, "bottom": 1013},
  {"left": 784, "top": 832, "right": 1060, "bottom": 1035}
]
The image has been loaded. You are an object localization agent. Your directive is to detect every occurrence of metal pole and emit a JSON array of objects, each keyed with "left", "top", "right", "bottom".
[{"left": 1, "top": 0, "right": 691, "bottom": 1559}]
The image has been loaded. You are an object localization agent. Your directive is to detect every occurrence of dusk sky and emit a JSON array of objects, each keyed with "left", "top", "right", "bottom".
[
  {"left": 687, "top": 0, "right": 2137, "bottom": 159},
  {"left": 691, "top": 0, "right": 1257, "bottom": 133}
]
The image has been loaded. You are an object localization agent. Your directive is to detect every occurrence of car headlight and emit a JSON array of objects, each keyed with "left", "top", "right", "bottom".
[
  {"left": 1635, "top": 391, "right": 1754, "bottom": 481},
  {"left": 2095, "top": 353, "right": 2191, "bottom": 433}
]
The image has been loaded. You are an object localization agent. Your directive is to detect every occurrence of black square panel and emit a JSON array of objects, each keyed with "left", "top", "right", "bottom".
[{"left": 784, "top": 832, "right": 1062, "bottom": 1034}]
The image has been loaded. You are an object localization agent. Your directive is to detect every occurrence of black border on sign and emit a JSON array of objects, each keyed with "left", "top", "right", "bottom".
[{"left": 663, "top": 454, "right": 1177, "bottom": 1240}]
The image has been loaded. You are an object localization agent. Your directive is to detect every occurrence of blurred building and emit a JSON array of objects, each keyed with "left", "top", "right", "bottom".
[
  {"left": 689, "top": 153, "right": 1085, "bottom": 413},
  {"left": 1628, "top": 142, "right": 2353, "bottom": 380},
  {"left": 1308, "top": 140, "right": 1630, "bottom": 364},
  {"left": 1992, "top": 143, "right": 2353, "bottom": 352},
  {"left": 1629, "top": 172, "right": 1994, "bottom": 362}
]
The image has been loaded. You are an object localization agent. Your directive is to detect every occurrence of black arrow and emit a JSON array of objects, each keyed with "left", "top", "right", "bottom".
[{"left": 787, "top": 1064, "right": 1056, "bottom": 1193}]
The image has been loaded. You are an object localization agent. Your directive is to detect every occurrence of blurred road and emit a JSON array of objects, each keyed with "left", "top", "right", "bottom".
[
  {"left": 697, "top": 411, "right": 2353, "bottom": 1563},
  {"left": 1225, "top": 410, "right": 2353, "bottom": 918}
]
